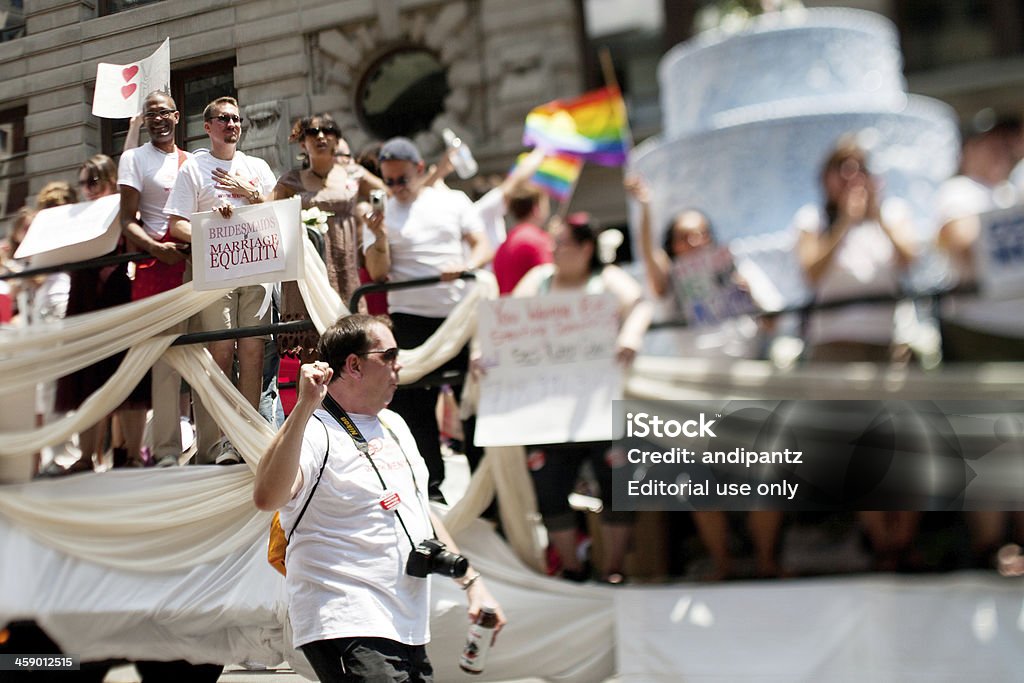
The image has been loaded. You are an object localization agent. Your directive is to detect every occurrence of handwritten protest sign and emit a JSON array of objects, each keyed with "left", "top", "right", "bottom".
[
  {"left": 977, "top": 203, "right": 1024, "bottom": 299},
  {"left": 670, "top": 245, "right": 756, "bottom": 326},
  {"left": 190, "top": 196, "right": 303, "bottom": 291},
  {"left": 92, "top": 38, "right": 171, "bottom": 119},
  {"left": 14, "top": 194, "right": 121, "bottom": 268},
  {"left": 474, "top": 292, "right": 623, "bottom": 446}
]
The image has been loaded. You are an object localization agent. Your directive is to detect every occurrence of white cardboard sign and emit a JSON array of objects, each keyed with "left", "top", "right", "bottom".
[
  {"left": 92, "top": 38, "right": 171, "bottom": 119},
  {"left": 13, "top": 194, "right": 122, "bottom": 268},
  {"left": 190, "top": 196, "right": 303, "bottom": 291},
  {"left": 976, "top": 203, "right": 1024, "bottom": 299},
  {"left": 474, "top": 292, "right": 623, "bottom": 447}
]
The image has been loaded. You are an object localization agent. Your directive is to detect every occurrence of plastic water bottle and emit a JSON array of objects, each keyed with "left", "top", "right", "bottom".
[
  {"left": 442, "top": 128, "right": 478, "bottom": 179},
  {"left": 459, "top": 606, "right": 498, "bottom": 674}
]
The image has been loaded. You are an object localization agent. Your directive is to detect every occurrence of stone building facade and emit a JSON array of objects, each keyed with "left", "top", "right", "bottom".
[
  {"left": 0, "top": 0, "right": 585, "bottom": 234},
  {"left": 3, "top": 1, "right": 1024, "bottom": 240}
]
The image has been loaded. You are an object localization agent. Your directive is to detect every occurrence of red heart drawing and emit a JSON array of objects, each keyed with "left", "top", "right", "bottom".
[
  {"left": 121, "top": 83, "right": 137, "bottom": 99},
  {"left": 122, "top": 65, "right": 139, "bottom": 82}
]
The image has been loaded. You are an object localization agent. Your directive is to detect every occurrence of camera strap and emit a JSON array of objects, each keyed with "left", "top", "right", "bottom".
[
  {"left": 284, "top": 416, "right": 331, "bottom": 543},
  {"left": 321, "top": 394, "right": 434, "bottom": 550}
]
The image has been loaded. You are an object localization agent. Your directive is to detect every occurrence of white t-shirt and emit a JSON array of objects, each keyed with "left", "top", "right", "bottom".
[
  {"left": 934, "top": 174, "right": 1023, "bottom": 337},
  {"left": 795, "top": 199, "right": 911, "bottom": 346},
  {"left": 118, "top": 143, "right": 192, "bottom": 239},
  {"left": 164, "top": 149, "right": 277, "bottom": 218},
  {"left": 363, "top": 186, "right": 486, "bottom": 317},
  {"left": 280, "top": 407, "right": 433, "bottom": 649}
]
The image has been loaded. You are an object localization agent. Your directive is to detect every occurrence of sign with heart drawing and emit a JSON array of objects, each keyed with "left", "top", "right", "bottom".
[{"left": 92, "top": 38, "right": 171, "bottom": 119}]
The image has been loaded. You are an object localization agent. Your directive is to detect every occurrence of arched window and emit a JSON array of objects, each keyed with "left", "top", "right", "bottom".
[{"left": 358, "top": 48, "right": 449, "bottom": 140}]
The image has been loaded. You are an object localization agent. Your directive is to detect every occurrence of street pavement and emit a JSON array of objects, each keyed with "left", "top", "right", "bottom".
[{"left": 104, "top": 663, "right": 587, "bottom": 682}]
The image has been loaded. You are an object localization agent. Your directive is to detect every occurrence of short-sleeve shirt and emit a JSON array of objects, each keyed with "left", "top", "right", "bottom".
[
  {"left": 118, "top": 143, "right": 192, "bottom": 240},
  {"left": 164, "top": 149, "right": 277, "bottom": 218},
  {"left": 493, "top": 221, "right": 553, "bottom": 295},
  {"left": 363, "top": 186, "right": 486, "bottom": 317},
  {"left": 279, "top": 407, "right": 433, "bottom": 649}
]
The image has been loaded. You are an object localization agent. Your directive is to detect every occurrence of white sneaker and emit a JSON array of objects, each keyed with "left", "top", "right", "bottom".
[
  {"left": 240, "top": 660, "right": 267, "bottom": 671},
  {"left": 180, "top": 417, "right": 196, "bottom": 452},
  {"left": 214, "top": 439, "right": 243, "bottom": 465}
]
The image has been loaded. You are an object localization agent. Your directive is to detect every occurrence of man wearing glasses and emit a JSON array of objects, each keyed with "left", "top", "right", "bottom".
[
  {"left": 363, "top": 137, "right": 491, "bottom": 501},
  {"left": 253, "top": 314, "right": 504, "bottom": 682},
  {"left": 165, "top": 96, "right": 278, "bottom": 465},
  {"left": 118, "top": 90, "right": 193, "bottom": 467}
]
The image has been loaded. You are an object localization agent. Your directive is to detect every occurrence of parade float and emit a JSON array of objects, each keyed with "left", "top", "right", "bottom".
[{"left": 2, "top": 8, "right": 1023, "bottom": 682}]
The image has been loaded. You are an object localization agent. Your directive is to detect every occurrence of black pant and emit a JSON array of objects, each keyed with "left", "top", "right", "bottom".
[
  {"left": 529, "top": 441, "right": 633, "bottom": 530},
  {"left": 388, "top": 312, "right": 469, "bottom": 500},
  {"left": 301, "top": 637, "right": 433, "bottom": 682}
]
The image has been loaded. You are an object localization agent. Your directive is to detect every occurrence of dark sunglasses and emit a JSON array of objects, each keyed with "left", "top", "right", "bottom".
[
  {"left": 359, "top": 347, "right": 400, "bottom": 362},
  {"left": 207, "top": 114, "right": 242, "bottom": 124},
  {"left": 383, "top": 176, "right": 409, "bottom": 188},
  {"left": 305, "top": 126, "right": 340, "bottom": 138},
  {"left": 78, "top": 176, "right": 101, "bottom": 188},
  {"left": 143, "top": 109, "right": 177, "bottom": 120}
]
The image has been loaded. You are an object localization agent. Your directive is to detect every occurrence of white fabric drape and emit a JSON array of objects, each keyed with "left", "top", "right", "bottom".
[
  {"left": 0, "top": 254, "right": 504, "bottom": 571},
  {"left": 3, "top": 502, "right": 1023, "bottom": 682},
  {"left": 0, "top": 467, "right": 268, "bottom": 571},
  {"left": 0, "top": 284, "right": 227, "bottom": 390},
  {"left": 4, "top": 240, "right": 1024, "bottom": 577}
]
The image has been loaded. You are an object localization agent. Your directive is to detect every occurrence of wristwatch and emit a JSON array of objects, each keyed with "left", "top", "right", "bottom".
[{"left": 248, "top": 188, "right": 261, "bottom": 203}]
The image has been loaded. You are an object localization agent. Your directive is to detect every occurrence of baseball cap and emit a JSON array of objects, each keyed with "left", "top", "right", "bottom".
[{"left": 379, "top": 137, "right": 422, "bottom": 164}]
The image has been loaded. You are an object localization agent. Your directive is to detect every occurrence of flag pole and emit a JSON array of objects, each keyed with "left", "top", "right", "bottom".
[
  {"left": 598, "top": 47, "right": 634, "bottom": 151},
  {"left": 556, "top": 162, "right": 584, "bottom": 219}
]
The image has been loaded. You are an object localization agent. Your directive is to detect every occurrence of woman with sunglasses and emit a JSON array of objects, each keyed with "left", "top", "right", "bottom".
[
  {"left": 273, "top": 113, "right": 384, "bottom": 361},
  {"left": 49, "top": 154, "right": 149, "bottom": 474}
]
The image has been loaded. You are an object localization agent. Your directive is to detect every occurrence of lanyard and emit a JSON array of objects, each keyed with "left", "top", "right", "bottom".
[{"left": 321, "top": 394, "right": 434, "bottom": 549}]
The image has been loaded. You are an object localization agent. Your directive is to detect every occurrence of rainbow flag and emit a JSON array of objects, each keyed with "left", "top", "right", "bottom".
[
  {"left": 513, "top": 152, "right": 584, "bottom": 201},
  {"left": 522, "top": 86, "right": 630, "bottom": 166}
]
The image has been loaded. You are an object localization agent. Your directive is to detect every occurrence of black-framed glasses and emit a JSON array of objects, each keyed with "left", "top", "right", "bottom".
[
  {"left": 78, "top": 176, "right": 101, "bottom": 188},
  {"left": 359, "top": 347, "right": 400, "bottom": 362},
  {"left": 143, "top": 109, "right": 177, "bottom": 120},
  {"left": 384, "top": 176, "right": 409, "bottom": 187},
  {"left": 305, "top": 126, "right": 340, "bottom": 138},
  {"left": 207, "top": 113, "right": 242, "bottom": 124}
]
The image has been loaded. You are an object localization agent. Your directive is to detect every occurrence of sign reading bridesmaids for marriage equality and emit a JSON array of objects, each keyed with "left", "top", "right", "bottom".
[
  {"left": 190, "top": 196, "right": 303, "bottom": 291},
  {"left": 474, "top": 291, "right": 623, "bottom": 446}
]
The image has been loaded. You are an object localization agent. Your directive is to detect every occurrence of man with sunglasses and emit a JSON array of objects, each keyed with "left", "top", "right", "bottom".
[
  {"left": 165, "top": 96, "right": 278, "bottom": 465},
  {"left": 117, "top": 90, "right": 193, "bottom": 467},
  {"left": 363, "top": 137, "right": 491, "bottom": 501},
  {"left": 254, "top": 314, "right": 504, "bottom": 682}
]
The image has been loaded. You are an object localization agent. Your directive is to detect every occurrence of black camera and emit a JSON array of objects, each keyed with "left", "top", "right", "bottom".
[{"left": 406, "top": 539, "right": 469, "bottom": 578}]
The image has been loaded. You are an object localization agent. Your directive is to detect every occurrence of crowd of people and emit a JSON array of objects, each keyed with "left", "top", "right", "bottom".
[{"left": 2, "top": 92, "right": 1023, "bottom": 630}]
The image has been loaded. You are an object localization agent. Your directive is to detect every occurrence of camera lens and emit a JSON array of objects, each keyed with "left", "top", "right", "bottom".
[{"left": 435, "top": 550, "right": 469, "bottom": 578}]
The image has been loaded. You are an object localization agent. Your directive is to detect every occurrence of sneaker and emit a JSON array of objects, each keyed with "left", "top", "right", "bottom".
[
  {"left": 180, "top": 417, "right": 196, "bottom": 452},
  {"left": 155, "top": 454, "right": 179, "bottom": 468},
  {"left": 214, "top": 439, "right": 243, "bottom": 466},
  {"left": 240, "top": 660, "right": 267, "bottom": 671}
]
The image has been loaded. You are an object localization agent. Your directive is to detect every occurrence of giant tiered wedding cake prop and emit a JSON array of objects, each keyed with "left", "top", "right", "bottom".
[{"left": 629, "top": 8, "right": 960, "bottom": 308}]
